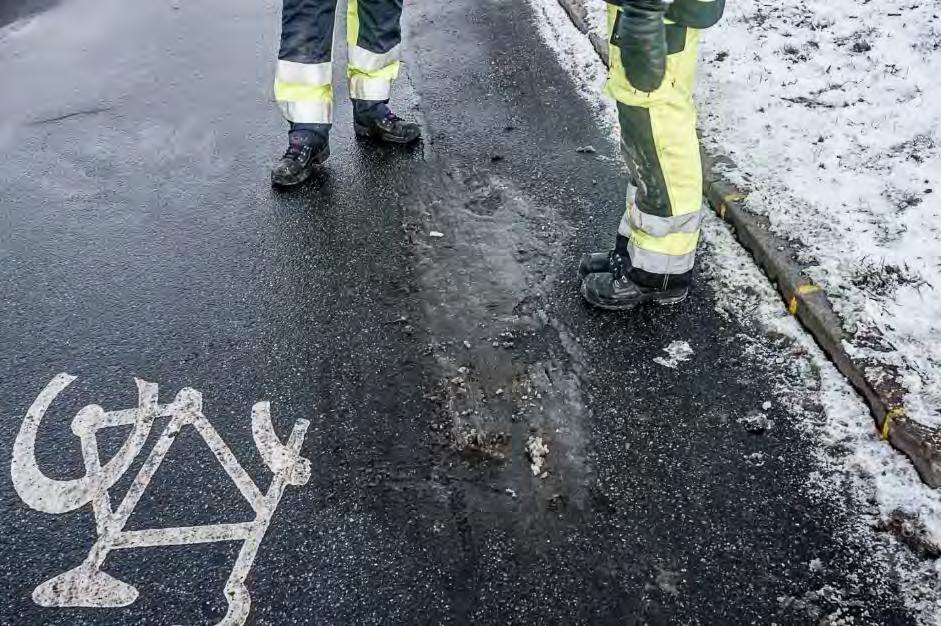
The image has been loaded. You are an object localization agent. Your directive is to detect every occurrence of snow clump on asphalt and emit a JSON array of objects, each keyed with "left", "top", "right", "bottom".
[
  {"left": 527, "top": 435, "right": 549, "bottom": 477},
  {"left": 653, "top": 340, "right": 694, "bottom": 369}
]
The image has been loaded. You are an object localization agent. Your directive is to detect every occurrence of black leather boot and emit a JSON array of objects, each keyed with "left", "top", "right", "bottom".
[
  {"left": 353, "top": 100, "right": 421, "bottom": 144},
  {"left": 271, "top": 130, "right": 330, "bottom": 187},
  {"left": 581, "top": 267, "right": 688, "bottom": 310},
  {"left": 578, "top": 251, "right": 617, "bottom": 280}
]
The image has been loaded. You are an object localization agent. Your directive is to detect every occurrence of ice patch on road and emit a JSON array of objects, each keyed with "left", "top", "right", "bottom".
[
  {"left": 653, "top": 340, "right": 694, "bottom": 369},
  {"left": 406, "top": 168, "right": 593, "bottom": 504}
]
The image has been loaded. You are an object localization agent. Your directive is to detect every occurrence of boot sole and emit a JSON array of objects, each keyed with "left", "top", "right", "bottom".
[
  {"left": 270, "top": 145, "right": 331, "bottom": 188},
  {"left": 580, "top": 281, "right": 689, "bottom": 310},
  {"left": 653, "top": 290, "right": 689, "bottom": 306},
  {"left": 353, "top": 122, "right": 421, "bottom": 144}
]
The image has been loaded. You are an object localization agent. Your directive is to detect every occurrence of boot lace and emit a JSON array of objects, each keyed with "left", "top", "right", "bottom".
[
  {"left": 610, "top": 252, "right": 627, "bottom": 279},
  {"left": 282, "top": 143, "right": 309, "bottom": 161}
]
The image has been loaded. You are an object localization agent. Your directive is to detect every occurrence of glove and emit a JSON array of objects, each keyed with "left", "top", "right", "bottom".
[
  {"left": 613, "top": 0, "right": 669, "bottom": 93},
  {"left": 666, "top": 0, "right": 724, "bottom": 28}
]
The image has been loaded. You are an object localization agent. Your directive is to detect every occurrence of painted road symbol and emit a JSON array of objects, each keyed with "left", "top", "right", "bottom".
[{"left": 10, "top": 373, "right": 311, "bottom": 625}]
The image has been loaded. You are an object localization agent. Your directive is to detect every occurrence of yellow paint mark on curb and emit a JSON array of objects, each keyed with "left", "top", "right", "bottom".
[
  {"left": 787, "top": 284, "right": 822, "bottom": 315},
  {"left": 718, "top": 192, "right": 745, "bottom": 220},
  {"left": 882, "top": 407, "right": 905, "bottom": 440}
]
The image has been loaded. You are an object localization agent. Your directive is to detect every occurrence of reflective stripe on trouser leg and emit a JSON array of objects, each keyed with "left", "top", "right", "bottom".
[
  {"left": 615, "top": 101, "right": 703, "bottom": 281},
  {"left": 606, "top": 4, "right": 703, "bottom": 288},
  {"left": 617, "top": 205, "right": 703, "bottom": 275},
  {"left": 275, "top": 60, "right": 334, "bottom": 123},
  {"left": 275, "top": 0, "right": 338, "bottom": 123},
  {"left": 347, "top": 0, "right": 402, "bottom": 101}
]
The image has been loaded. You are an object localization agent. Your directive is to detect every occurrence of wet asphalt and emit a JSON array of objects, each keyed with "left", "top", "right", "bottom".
[{"left": 0, "top": 0, "right": 922, "bottom": 624}]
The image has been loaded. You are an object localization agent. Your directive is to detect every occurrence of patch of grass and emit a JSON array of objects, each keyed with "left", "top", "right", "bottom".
[{"left": 850, "top": 257, "right": 931, "bottom": 300}]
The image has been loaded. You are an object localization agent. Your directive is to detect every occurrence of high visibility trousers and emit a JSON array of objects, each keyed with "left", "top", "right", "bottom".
[
  {"left": 605, "top": 4, "right": 703, "bottom": 290},
  {"left": 275, "top": 0, "right": 403, "bottom": 124}
]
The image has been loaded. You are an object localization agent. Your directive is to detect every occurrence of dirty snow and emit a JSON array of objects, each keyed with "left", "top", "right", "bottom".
[
  {"left": 526, "top": 435, "right": 549, "bottom": 477},
  {"left": 525, "top": 0, "right": 616, "bottom": 129},
  {"left": 653, "top": 340, "right": 694, "bottom": 369},
  {"left": 527, "top": 0, "right": 941, "bottom": 620},
  {"left": 744, "top": 451, "right": 768, "bottom": 468},
  {"left": 738, "top": 410, "right": 774, "bottom": 434}
]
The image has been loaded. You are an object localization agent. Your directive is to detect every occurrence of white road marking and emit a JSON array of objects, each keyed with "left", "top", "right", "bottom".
[
  {"left": 11, "top": 374, "right": 158, "bottom": 515},
  {"left": 10, "top": 373, "right": 311, "bottom": 626}
]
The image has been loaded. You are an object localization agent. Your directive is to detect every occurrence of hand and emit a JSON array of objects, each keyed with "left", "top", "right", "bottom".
[{"left": 614, "top": 0, "right": 669, "bottom": 93}]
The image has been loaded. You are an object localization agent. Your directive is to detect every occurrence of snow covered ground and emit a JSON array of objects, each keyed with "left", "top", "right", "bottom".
[
  {"left": 699, "top": 1, "right": 941, "bottom": 430},
  {"left": 525, "top": 0, "right": 941, "bottom": 621}
]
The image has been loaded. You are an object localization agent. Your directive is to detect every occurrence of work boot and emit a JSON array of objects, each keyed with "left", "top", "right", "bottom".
[
  {"left": 578, "top": 250, "right": 616, "bottom": 280},
  {"left": 577, "top": 236, "right": 630, "bottom": 279},
  {"left": 581, "top": 269, "right": 688, "bottom": 310},
  {"left": 271, "top": 129, "right": 330, "bottom": 188},
  {"left": 353, "top": 100, "right": 421, "bottom": 144}
]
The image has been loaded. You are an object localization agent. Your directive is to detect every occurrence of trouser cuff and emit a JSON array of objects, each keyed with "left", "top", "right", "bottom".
[
  {"left": 289, "top": 123, "right": 331, "bottom": 144},
  {"left": 351, "top": 99, "right": 390, "bottom": 122}
]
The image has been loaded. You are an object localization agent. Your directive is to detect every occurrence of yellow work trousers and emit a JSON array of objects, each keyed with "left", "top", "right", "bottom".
[{"left": 605, "top": 5, "right": 703, "bottom": 289}]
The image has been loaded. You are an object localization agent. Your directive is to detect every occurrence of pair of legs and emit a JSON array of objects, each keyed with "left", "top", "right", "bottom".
[
  {"left": 580, "top": 5, "right": 704, "bottom": 310},
  {"left": 272, "top": 0, "right": 420, "bottom": 186}
]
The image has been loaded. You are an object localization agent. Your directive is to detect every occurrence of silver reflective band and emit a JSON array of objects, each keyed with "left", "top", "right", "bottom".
[
  {"left": 348, "top": 45, "right": 400, "bottom": 72},
  {"left": 617, "top": 210, "right": 632, "bottom": 238},
  {"left": 276, "top": 60, "right": 332, "bottom": 86},
  {"left": 619, "top": 205, "right": 703, "bottom": 239},
  {"left": 349, "top": 76, "right": 392, "bottom": 100},
  {"left": 630, "top": 204, "right": 703, "bottom": 237},
  {"left": 627, "top": 240, "right": 697, "bottom": 275},
  {"left": 617, "top": 185, "right": 638, "bottom": 237},
  {"left": 279, "top": 100, "right": 333, "bottom": 124}
]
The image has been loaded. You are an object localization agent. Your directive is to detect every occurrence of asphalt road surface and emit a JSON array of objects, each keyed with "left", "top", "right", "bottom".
[{"left": 0, "top": 0, "right": 922, "bottom": 624}]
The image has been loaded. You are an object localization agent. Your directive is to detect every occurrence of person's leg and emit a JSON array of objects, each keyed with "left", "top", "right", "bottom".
[
  {"left": 271, "top": 0, "right": 337, "bottom": 185},
  {"left": 276, "top": 0, "right": 337, "bottom": 129},
  {"left": 580, "top": 4, "right": 702, "bottom": 308},
  {"left": 614, "top": 91, "right": 702, "bottom": 290},
  {"left": 346, "top": 0, "right": 420, "bottom": 143}
]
